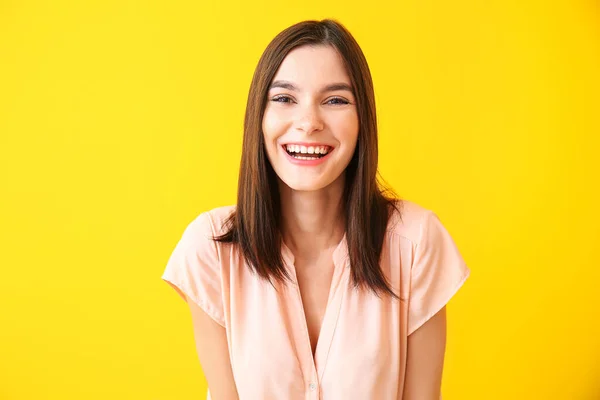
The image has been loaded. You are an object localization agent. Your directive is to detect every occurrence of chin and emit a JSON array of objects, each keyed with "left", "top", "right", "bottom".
[{"left": 279, "top": 173, "right": 342, "bottom": 192}]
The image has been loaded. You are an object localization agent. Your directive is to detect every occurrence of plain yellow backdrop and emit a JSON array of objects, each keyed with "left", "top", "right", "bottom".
[{"left": 1, "top": 0, "right": 598, "bottom": 399}]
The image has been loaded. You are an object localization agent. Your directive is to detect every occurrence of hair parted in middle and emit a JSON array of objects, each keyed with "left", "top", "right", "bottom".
[{"left": 212, "top": 19, "right": 403, "bottom": 300}]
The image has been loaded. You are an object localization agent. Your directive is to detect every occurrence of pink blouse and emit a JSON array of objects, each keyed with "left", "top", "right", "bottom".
[{"left": 161, "top": 199, "right": 470, "bottom": 399}]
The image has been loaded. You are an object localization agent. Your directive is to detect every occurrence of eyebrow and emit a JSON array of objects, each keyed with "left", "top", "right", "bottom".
[{"left": 269, "top": 80, "right": 354, "bottom": 94}]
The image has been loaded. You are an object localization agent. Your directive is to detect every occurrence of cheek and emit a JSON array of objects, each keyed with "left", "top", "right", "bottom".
[
  {"left": 262, "top": 108, "right": 286, "bottom": 141},
  {"left": 330, "top": 112, "right": 359, "bottom": 144}
]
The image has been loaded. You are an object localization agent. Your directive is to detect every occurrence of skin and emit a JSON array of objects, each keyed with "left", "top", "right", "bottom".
[
  {"left": 262, "top": 44, "right": 359, "bottom": 257},
  {"left": 262, "top": 44, "right": 359, "bottom": 358},
  {"left": 185, "top": 44, "right": 447, "bottom": 400}
]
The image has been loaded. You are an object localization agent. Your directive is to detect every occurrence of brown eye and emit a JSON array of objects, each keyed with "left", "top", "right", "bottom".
[
  {"left": 327, "top": 97, "right": 350, "bottom": 105},
  {"left": 271, "top": 95, "right": 293, "bottom": 103}
]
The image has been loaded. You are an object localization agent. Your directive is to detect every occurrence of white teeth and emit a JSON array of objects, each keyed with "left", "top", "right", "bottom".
[{"left": 285, "top": 144, "right": 331, "bottom": 155}]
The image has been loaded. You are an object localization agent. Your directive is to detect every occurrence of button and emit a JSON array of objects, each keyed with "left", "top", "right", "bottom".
[{"left": 309, "top": 383, "right": 317, "bottom": 391}]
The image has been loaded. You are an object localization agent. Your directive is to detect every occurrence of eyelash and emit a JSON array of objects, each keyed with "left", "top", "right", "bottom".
[{"left": 270, "top": 95, "right": 350, "bottom": 105}]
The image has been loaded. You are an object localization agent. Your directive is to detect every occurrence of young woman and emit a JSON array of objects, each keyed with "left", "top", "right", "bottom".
[{"left": 162, "top": 19, "right": 470, "bottom": 400}]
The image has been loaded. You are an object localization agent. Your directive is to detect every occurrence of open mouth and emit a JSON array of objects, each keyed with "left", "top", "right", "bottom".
[{"left": 283, "top": 144, "right": 333, "bottom": 160}]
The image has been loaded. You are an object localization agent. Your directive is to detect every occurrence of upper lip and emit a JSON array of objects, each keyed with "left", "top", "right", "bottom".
[{"left": 282, "top": 142, "right": 333, "bottom": 148}]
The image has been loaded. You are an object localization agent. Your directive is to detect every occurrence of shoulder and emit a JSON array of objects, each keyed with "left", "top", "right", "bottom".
[
  {"left": 204, "top": 205, "right": 236, "bottom": 234},
  {"left": 386, "top": 199, "right": 436, "bottom": 245},
  {"left": 178, "top": 204, "right": 236, "bottom": 243}
]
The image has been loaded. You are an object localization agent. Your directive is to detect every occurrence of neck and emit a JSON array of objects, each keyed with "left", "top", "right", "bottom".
[{"left": 278, "top": 174, "right": 346, "bottom": 258}]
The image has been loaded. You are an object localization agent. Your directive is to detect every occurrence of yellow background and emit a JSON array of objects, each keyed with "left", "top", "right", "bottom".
[{"left": 1, "top": 0, "right": 598, "bottom": 399}]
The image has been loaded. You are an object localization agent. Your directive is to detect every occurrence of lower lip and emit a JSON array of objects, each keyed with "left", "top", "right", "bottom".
[{"left": 282, "top": 146, "right": 333, "bottom": 166}]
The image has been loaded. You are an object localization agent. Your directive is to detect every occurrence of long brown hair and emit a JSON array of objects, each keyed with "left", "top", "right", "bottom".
[{"left": 213, "top": 19, "right": 402, "bottom": 299}]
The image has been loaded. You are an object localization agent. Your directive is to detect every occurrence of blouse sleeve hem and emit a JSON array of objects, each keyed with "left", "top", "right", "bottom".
[
  {"left": 162, "top": 275, "right": 226, "bottom": 328},
  {"left": 407, "top": 266, "right": 470, "bottom": 336}
]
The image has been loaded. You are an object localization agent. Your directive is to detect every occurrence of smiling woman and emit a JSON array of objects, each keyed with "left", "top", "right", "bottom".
[
  {"left": 262, "top": 45, "right": 359, "bottom": 192},
  {"left": 161, "top": 19, "right": 470, "bottom": 400}
]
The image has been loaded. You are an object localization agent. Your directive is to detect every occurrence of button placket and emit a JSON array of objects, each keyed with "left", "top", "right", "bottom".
[{"left": 281, "top": 234, "right": 347, "bottom": 399}]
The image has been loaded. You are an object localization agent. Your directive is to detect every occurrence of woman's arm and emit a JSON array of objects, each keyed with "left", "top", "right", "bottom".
[
  {"left": 185, "top": 294, "right": 239, "bottom": 400},
  {"left": 403, "top": 306, "right": 447, "bottom": 400}
]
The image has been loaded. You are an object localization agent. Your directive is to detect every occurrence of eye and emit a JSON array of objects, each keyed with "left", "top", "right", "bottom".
[
  {"left": 327, "top": 97, "right": 350, "bottom": 105},
  {"left": 271, "top": 95, "right": 294, "bottom": 103}
]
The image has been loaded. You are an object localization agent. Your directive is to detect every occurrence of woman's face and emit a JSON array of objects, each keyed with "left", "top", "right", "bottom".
[{"left": 262, "top": 45, "right": 359, "bottom": 192}]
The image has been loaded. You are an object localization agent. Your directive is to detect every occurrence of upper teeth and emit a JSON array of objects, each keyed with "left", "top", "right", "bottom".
[{"left": 285, "top": 144, "right": 330, "bottom": 154}]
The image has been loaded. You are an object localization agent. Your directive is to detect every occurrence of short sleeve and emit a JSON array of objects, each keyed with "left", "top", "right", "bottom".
[
  {"left": 407, "top": 210, "right": 470, "bottom": 336},
  {"left": 161, "top": 212, "right": 225, "bottom": 327}
]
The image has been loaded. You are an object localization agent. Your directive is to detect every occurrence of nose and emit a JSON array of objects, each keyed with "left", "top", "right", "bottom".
[{"left": 295, "top": 104, "right": 324, "bottom": 135}]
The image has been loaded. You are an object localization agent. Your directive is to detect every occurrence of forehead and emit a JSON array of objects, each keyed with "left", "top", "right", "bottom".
[{"left": 272, "top": 45, "right": 351, "bottom": 88}]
